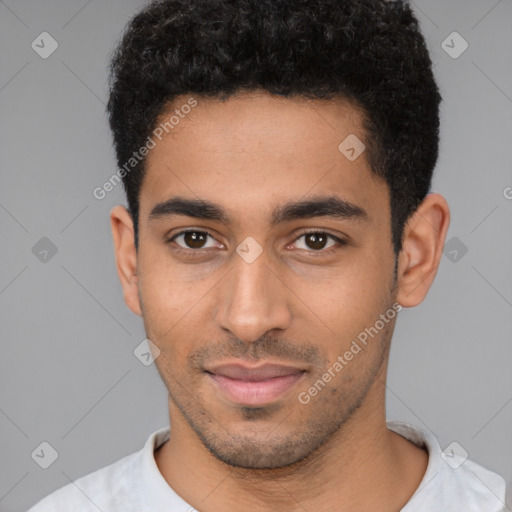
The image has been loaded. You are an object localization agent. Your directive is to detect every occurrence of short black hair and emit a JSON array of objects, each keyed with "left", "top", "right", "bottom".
[{"left": 107, "top": 0, "right": 441, "bottom": 254}]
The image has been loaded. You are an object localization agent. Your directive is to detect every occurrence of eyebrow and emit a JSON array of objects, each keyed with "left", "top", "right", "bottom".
[{"left": 148, "top": 195, "right": 369, "bottom": 226}]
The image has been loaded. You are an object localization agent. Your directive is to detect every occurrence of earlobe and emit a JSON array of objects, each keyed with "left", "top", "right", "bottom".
[
  {"left": 110, "top": 205, "right": 143, "bottom": 316},
  {"left": 396, "top": 193, "right": 450, "bottom": 308}
]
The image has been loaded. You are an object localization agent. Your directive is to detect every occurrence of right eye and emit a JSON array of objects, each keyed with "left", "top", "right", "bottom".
[{"left": 167, "top": 230, "right": 225, "bottom": 255}]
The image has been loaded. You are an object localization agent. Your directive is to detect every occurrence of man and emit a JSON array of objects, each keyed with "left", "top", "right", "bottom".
[{"left": 29, "top": 0, "right": 508, "bottom": 510}]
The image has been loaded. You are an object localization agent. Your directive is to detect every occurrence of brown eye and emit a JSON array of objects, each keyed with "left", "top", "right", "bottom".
[
  {"left": 304, "top": 233, "right": 329, "bottom": 250},
  {"left": 183, "top": 231, "right": 207, "bottom": 249},
  {"left": 170, "top": 230, "right": 218, "bottom": 250},
  {"left": 293, "top": 231, "right": 343, "bottom": 252}
]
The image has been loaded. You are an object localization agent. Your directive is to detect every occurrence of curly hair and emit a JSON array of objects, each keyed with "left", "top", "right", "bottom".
[{"left": 107, "top": 0, "right": 441, "bottom": 254}]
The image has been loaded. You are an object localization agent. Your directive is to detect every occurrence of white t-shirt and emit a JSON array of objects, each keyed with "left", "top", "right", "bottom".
[{"left": 28, "top": 421, "right": 508, "bottom": 511}]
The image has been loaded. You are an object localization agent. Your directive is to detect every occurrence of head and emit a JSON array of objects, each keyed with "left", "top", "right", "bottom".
[{"left": 108, "top": 0, "right": 450, "bottom": 469}]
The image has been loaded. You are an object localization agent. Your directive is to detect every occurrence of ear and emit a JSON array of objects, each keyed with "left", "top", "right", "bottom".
[
  {"left": 110, "top": 205, "right": 142, "bottom": 316},
  {"left": 396, "top": 193, "right": 450, "bottom": 308}
]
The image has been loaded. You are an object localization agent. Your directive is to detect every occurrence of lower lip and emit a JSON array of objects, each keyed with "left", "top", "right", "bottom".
[{"left": 207, "top": 372, "right": 304, "bottom": 406}]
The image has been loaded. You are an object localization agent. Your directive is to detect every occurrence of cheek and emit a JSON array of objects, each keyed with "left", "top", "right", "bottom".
[
  {"left": 290, "top": 257, "right": 393, "bottom": 353},
  {"left": 300, "top": 254, "right": 387, "bottom": 308},
  {"left": 137, "top": 258, "right": 203, "bottom": 344}
]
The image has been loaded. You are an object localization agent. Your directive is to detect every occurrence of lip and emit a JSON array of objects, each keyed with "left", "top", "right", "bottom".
[{"left": 205, "top": 362, "right": 306, "bottom": 406}]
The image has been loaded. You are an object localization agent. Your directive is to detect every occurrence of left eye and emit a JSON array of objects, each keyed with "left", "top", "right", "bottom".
[{"left": 292, "top": 232, "right": 343, "bottom": 251}]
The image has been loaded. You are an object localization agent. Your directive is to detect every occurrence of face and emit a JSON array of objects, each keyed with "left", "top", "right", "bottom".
[{"left": 133, "top": 91, "right": 399, "bottom": 469}]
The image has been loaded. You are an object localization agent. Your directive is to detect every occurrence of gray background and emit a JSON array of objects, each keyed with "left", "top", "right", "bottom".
[{"left": 0, "top": 1, "right": 511, "bottom": 510}]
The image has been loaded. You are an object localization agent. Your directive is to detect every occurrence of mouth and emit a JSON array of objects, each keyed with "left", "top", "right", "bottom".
[{"left": 204, "top": 361, "right": 307, "bottom": 407}]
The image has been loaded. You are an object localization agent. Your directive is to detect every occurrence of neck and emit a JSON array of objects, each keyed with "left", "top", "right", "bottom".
[{"left": 155, "top": 375, "right": 428, "bottom": 512}]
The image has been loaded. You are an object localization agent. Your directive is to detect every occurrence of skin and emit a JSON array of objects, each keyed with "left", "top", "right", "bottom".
[{"left": 110, "top": 90, "right": 450, "bottom": 512}]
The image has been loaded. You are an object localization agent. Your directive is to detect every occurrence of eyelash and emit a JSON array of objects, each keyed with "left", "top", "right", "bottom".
[{"left": 166, "top": 229, "right": 347, "bottom": 258}]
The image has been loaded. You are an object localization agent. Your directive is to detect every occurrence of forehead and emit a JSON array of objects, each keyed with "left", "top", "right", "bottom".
[
  {"left": 139, "top": 91, "right": 388, "bottom": 225},
  {"left": 153, "top": 91, "right": 365, "bottom": 153}
]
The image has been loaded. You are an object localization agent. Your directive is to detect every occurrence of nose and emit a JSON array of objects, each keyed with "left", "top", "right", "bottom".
[{"left": 214, "top": 248, "right": 292, "bottom": 343}]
